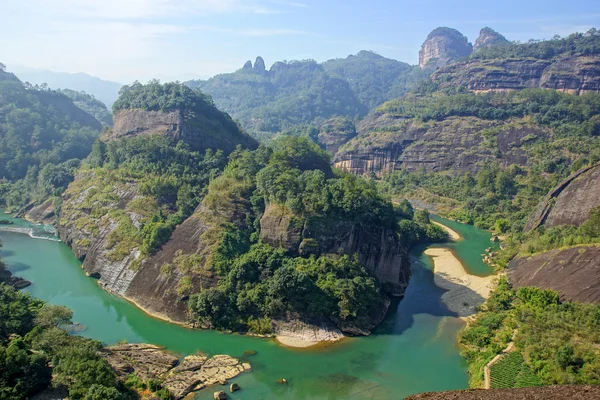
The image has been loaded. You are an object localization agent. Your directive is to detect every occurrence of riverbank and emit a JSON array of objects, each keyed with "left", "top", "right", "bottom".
[
  {"left": 433, "top": 221, "right": 461, "bottom": 241},
  {"left": 425, "top": 247, "right": 496, "bottom": 318}
]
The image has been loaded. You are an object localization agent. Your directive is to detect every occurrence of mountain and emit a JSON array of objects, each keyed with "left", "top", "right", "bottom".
[
  {"left": 473, "top": 27, "right": 509, "bottom": 52},
  {"left": 186, "top": 53, "right": 432, "bottom": 139},
  {"left": 11, "top": 68, "right": 122, "bottom": 108},
  {"left": 418, "top": 27, "right": 473, "bottom": 69},
  {"left": 54, "top": 81, "right": 447, "bottom": 338},
  {"left": 0, "top": 65, "right": 103, "bottom": 209},
  {"left": 58, "top": 88, "right": 113, "bottom": 126}
]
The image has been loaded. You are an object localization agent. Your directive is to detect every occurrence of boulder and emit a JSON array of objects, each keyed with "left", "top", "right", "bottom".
[
  {"left": 214, "top": 391, "right": 227, "bottom": 400},
  {"left": 230, "top": 383, "right": 240, "bottom": 392}
]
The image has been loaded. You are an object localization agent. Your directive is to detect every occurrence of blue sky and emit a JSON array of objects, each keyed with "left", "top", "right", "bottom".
[{"left": 1, "top": 0, "right": 599, "bottom": 83}]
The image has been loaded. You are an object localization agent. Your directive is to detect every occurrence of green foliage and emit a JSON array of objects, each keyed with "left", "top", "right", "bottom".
[
  {"left": 461, "top": 278, "right": 600, "bottom": 387},
  {"left": 58, "top": 89, "right": 113, "bottom": 126},
  {"left": 83, "top": 384, "right": 125, "bottom": 400},
  {"left": 34, "top": 304, "right": 73, "bottom": 328},
  {"left": 471, "top": 29, "right": 600, "bottom": 60},
  {"left": 0, "top": 69, "right": 102, "bottom": 208},
  {"left": 0, "top": 338, "right": 51, "bottom": 399}
]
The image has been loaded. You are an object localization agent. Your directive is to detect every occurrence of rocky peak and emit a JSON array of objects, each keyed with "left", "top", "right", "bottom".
[
  {"left": 242, "top": 60, "right": 253, "bottom": 70},
  {"left": 474, "top": 27, "right": 509, "bottom": 52},
  {"left": 419, "top": 27, "right": 473, "bottom": 69},
  {"left": 254, "top": 56, "right": 266, "bottom": 72}
]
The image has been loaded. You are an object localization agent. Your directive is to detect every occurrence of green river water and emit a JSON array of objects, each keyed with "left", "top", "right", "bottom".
[{"left": 0, "top": 212, "right": 495, "bottom": 399}]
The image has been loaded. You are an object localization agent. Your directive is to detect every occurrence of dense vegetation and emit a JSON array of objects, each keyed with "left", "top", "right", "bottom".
[
  {"left": 0, "top": 283, "right": 129, "bottom": 399},
  {"left": 461, "top": 278, "right": 600, "bottom": 388},
  {"left": 379, "top": 90, "right": 600, "bottom": 235},
  {"left": 471, "top": 29, "right": 600, "bottom": 60},
  {"left": 58, "top": 89, "right": 113, "bottom": 126},
  {"left": 0, "top": 65, "right": 103, "bottom": 210},
  {"left": 186, "top": 136, "right": 446, "bottom": 332},
  {"left": 187, "top": 55, "right": 432, "bottom": 139}
]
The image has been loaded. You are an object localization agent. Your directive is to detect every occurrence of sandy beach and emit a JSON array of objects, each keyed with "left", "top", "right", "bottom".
[
  {"left": 425, "top": 247, "right": 495, "bottom": 318},
  {"left": 432, "top": 221, "right": 461, "bottom": 241}
]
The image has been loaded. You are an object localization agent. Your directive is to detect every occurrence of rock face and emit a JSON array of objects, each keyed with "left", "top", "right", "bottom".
[
  {"left": 433, "top": 55, "right": 600, "bottom": 94},
  {"left": 242, "top": 60, "right": 253, "bottom": 70},
  {"left": 108, "top": 108, "right": 258, "bottom": 155},
  {"left": 254, "top": 56, "right": 266, "bottom": 73},
  {"left": 317, "top": 117, "right": 357, "bottom": 155},
  {"left": 103, "top": 344, "right": 250, "bottom": 400},
  {"left": 508, "top": 246, "right": 600, "bottom": 304},
  {"left": 259, "top": 204, "right": 410, "bottom": 296},
  {"left": 19, "top": 199, "right": 56, "bottom": 225},
  {"left": 419, "top": 27, "right": 473, "bottom": 69},
  {"left": 333, "top": 115, "right": 546, "bottom": 176},
  {"left": 525, "top": 163, "right": 600, "bottom": 231},
  {"left": 405, "top": 385, "right": 600, "bottom": 400},
  {"left": 473, "top": 27, "right": 509, "bottom": 52}
]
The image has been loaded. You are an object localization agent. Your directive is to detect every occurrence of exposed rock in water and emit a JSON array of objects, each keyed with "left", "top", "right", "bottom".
[
  {"left": 525, "top": 163, "right": 600, "bottom": 231},
  {"left": 432, "top": 55, "right": 600, "bottom": 94},
  {"left": 473, "top": 27, "right": 509, "bottom": 52},
  {"left": 508, "top": 246, "right": 600, "bottom": 304},
  {"left": 419, "top": 27, "right": 473, "bottom": 69},
  {"left": 334, "top": 115, "right": 546, "bottom": 177},
  {"left": 259, "top": 204, "right": 410, "bottom": 297},
  {"left": 274, "top": 318, "right": 345, "bottom": 347},
  {"left": 103, "top": 343, "right": 250, "bottom": 400},
  {"left": 405, "top": 385, "right": 600, "bottom": 399},
  {"left": 0, "top": 263, "right": 32, "bottom": 289},
  {"left": 18, "top": 199, "right": 56, "bottom": 225}
]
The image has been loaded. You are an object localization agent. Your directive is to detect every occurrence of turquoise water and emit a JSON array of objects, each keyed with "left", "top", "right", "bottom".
[{"left": 0, "top": 212, "right": 494, "bottom": 399}]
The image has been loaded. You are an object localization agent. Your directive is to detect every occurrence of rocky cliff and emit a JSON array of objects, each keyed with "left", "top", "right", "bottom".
[
  {"left": 525, "top": 163, "right": 600, "bottom": 231},
  {"left": 419, "top": 27, "right": 473, "bottom": 69},
  {"left": 473, "top": 27, "right": 509, "bottom": 52},
  {"left": 432, "top": 55, "right": 600, "bottom": 94},
  {"left": 260, "top": 204, "right": 410, "bottom": 296},
  {"left": 317, "top": 117, "right": 357, "bottom": 155},
  {"left": 333, "top": 115, "right": 546, "bottom": 176},
  {"left": 108, "top": 108, "right": 258, "bottom": 154},
  {"left": 508, "top": 246, "right": 600, "bottom": 304}
]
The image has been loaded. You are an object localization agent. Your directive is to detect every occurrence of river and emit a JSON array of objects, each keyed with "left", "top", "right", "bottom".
[{"left": 0, "top": 212, "right": 495, "bottom": 399}]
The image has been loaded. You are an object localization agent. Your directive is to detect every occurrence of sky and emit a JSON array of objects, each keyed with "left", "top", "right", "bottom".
[{"left": 1, "top": 0, "right": 599, "bottom": 84}]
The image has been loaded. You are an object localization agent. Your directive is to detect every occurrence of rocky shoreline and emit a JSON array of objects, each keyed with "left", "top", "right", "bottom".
[{"left": 104, "top": 343, "right": 251, "bottom": 399}]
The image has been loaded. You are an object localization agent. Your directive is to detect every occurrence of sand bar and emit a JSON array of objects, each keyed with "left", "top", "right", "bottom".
[
  {"left": 432, "top": 221, "right": 461, "bottom": 241},
  {"left": 425, "top": 247, "right": 495, "bottom": 318}
]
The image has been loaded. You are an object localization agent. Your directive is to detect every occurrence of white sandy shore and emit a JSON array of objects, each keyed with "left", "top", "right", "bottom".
[
  {"left": 425, "top": 247, "right": 495, "bottom": 318},
  {"left": 432, "top": 221, "right": 461, "bottom": 241}
]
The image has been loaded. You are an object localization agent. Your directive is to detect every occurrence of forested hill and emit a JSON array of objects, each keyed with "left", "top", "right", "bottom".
[
  {"left": 0, "top": 63, "right": 103, "bottom": 208},
  {"left": 186, "top": 53, "right": 429, "bottom": 139}
]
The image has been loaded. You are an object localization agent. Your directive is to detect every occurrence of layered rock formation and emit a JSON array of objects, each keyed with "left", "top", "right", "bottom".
[
  {"left": 525, "top": 163, "right": 600, "bottom": 231},
  {"left": 103, "top": 343, "right": 251, "bottom": 399},
  {"left": 333, "top": 115, "right": 546, "bottom": 176},
  {"left": 108, "top": 107, "right": 258, "bottom": 155},
  {"left": 260, "top": 204, "right": 410, "bottom": 296},
  {"left": 419, "top": 27, "right": 473, "bottom": 69},
  {"left": 433, "top": 55, "right": 600, "bottom": 94},
  {"left": 473, "top": 27, "right": 509, "bottom": 52},
  {"left": 317, "top": 117, "right": 357, "bottom": 155}
]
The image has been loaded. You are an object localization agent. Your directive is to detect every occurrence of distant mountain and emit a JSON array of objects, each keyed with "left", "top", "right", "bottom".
[
  {"left": 187, "top": 53, "right": 431, "bottom": 139},
  {"left": 10, "top": 68, "right": 122, "bottom": 108}
]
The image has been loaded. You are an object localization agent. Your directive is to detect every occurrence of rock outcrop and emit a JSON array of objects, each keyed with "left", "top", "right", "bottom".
[
  {"left": 254, "top": 56, "right": 266, "bottom": 73},
  {"left": 473, "top": 27, "right": 509, "bottom": 52},
  {"left": 108, "top": 108, "right": 258, "bottom": 155},
  {"left": 433, "top": 55, "right": 600, "bottom": 94},
  {"left": 508, "top": 246, "right": 600, "bottom": 304},
  {"left": 103, "top": 344, "right": 250, "bottom": 399},
  {"left": 419, "top": 27, "right": 473, "bottom": 69},
  {"left": 405, "top": 385, "right": 600, "bottom": 400},
  {"left": 525, "top": 163, "right": 600, "bottom": 231},
  {"left": 260, "top": 204, "right": 410, "bottom": 296},
  {"left": 18, "top": 199, "right": 56, "bottom": 225},
  {"left": 317, "top": 117, "right": 357, "bottom": 155},
  {"left": 242, "top": 60, "right": 253, "bottom": 70},
  {"left": 333, "top": 115, "right": 546, "bottom": 176}
]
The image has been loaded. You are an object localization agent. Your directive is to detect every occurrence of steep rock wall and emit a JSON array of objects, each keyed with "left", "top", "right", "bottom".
[
  {"left": 334, "top": 116, "right": 545, "bottom": 176},
  {"left": 508, "top": 246, "right": 600, "bottom": 304},
  {"left": 419, "top": 28, "right": 473, "bottom": 69},
  {"left": 260, "top": 204, "right": 410, "bottom": 296},
  {"left": 525, "top": 163, "right": 600, "bottom": 231},
  {"left": 433, "top": 55, "right": 600, "bottom": 94}
]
